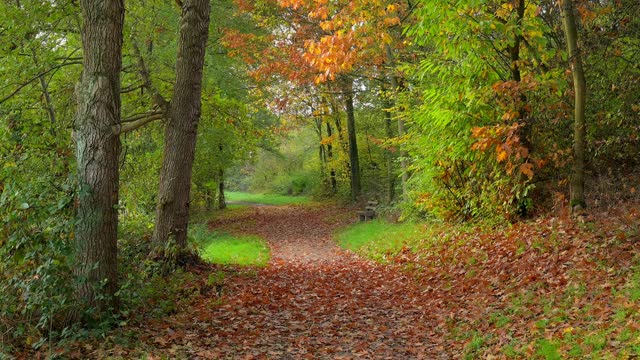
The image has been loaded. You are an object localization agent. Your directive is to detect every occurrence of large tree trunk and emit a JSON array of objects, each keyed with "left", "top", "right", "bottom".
[
  {"left": 342, "top": 79, "right": 361, "bottom": 199},
  {"left": 73, "top": 0, "right": 124, "bottom": 317},
  {"left": 561, "top": 0, "right": 587, "bottom": 212},
  {"left": 152, "top": 0, "right": 211, "bottom": 250}
]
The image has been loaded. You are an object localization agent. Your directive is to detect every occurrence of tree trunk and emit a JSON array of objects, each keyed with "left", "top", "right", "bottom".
[
  {"left": 384, "top": 43, "right": 406, "bottom": 198},
  {"left": 342, "top": 79, "right": 361, "bottom": 199},
  {"left": 217, "top": 168, "right": 226, "bottom": 210},
  {"left": 384, "top": 107, "right": 395, "bottom": 203},
  {"left": 326, "top": 122, "right": 337, "bottom": 192},
  {"left": 205, "top": 188, "right": 213, "bottom": 211},
  {"left": 73, "top": 0, "right": 124, "bottom": 318},
  {"left": 332, "top": 106, "right": 348, "bottom": 154},
  {"left": 152, "top": 0, "right": 211, "bottom": 250},
  {"left": 509, "top": 0, "right": 532, "bottom": 151},
  {"left": 561, "top": 0, "right": 587, "bottom": 212},
  {"left": 316, "top": 119, "right": 326, "bottom": 180}
]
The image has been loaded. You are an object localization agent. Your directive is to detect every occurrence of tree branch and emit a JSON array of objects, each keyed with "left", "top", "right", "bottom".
[
  {"left": 121, "top": 110, "right": 163, "bottom": 123},
  {"left": 0, "top": 61, "right": 82, "bottom": 105},
  {"left": 131, "top": 40, "right": 170, "bottom": 112},
  {"left": 121, "top": 84, "right": 144, "bottom": 94},
  {"left": 114, "top": 113, "right": 164, "bottom": 135}
]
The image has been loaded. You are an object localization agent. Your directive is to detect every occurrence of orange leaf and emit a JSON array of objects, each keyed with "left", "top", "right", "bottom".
[
  {"left": 497, "top": 150, "right": 508, "bottom": 163},
  {"left": 520, "top": 162, "right": 534, "bottom": 179}
]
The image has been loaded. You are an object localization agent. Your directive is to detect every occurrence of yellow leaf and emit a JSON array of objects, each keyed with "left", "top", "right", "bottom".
[{"left": 497, "top": 150, "right": 508, "bottom": 163}]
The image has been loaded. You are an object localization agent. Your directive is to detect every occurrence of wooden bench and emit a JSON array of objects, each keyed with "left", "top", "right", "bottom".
[{"left": 357, "top": 200, "right": 379, "bottom": 222}]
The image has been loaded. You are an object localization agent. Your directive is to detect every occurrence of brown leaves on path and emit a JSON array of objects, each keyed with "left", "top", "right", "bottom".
[{"left": 132, "top": 204, "right": 443, "bottom": 359}]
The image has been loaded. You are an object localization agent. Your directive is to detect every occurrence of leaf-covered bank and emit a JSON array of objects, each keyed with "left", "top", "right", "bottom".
[{"left": 337, "top": 202, "right": 640, "bottom": 358}]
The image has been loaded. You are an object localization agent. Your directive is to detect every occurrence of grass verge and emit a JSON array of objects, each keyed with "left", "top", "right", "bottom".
[
  {"left": 226, "top": 191, "right": 310, "bottom": 206},
  {"left": 189, "top": 224, "right": 270, "bottom": 266},
  {"left": 336, "top": 219, "right": 424, "bottom": 262}
]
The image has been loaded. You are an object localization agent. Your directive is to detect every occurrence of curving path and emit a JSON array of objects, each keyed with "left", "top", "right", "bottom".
[{"left": 137, "top": 205, "right": 443, "bottom": 359}]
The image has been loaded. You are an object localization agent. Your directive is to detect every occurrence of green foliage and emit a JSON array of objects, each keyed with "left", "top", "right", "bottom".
[
  {"left": 0, "top": 164, "right": 76, "bottom": 349},
  {"left": 0, "top": 4, "right": 80, "bottom": 341},
  {"left": 190, "top": 224, "right": 270, "bottom": 267},
  {"left": 402, "top": 0, "right": 569, "bottom": 219},
  {"left": 1, "top": 0, "right": 640, "bottom": 354},
  {"left": 579, "top": 1, "right": 640, "bottom": 168},
  {"left": 238, "top": 128, "right": 322, "bottom": 196}
]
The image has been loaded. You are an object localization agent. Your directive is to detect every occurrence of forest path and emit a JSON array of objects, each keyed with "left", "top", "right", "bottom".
[{"left": 141, "top": 204, "right": 442, "bottom": 359}]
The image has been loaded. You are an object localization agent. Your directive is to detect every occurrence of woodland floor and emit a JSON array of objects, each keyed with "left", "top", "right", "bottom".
[
  {"left": 106, "top": 204, "right": 444, "bottom": 359},
  {"left": 33, "top": 200, "right": 640, "bottom": 359}
]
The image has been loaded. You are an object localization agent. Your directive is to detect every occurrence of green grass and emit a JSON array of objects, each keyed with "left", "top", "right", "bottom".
[
  {"left": 335, "top": 219, "right": 423, "bottom": 261},
  {"left": 189, "top": 224, "right": 270, "bottom": 266},
  {"left": 226, "top": 191, "right": 310, "bottom": 206}
]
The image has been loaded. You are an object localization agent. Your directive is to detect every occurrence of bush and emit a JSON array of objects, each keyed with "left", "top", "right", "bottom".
[{"left": 0, "top": 174, "right": 76, "bottom": 351}]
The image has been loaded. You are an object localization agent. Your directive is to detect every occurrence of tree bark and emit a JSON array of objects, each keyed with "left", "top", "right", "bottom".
[
  {"left": 561, "top": 0, "right": 587, "bottom": 211},
  {"left": 342, "top": 78, "right": 361, "bottom": 199},
  {"left": 384, "top": 107, "right": 396, "bottom": 204},
  {"left": 509, "top": 0, "right": 532, "bottom": 151},
  {"left": 217, "top": 167, "right": 226, "bottom": 210},
  {"left": 326, "top": 122, "right": 337, "bottom": 192},
  {"left": 152, "top": 0, "right": 211, "bottom": 250},
  {"left": 316, "top": 119, "right": 326, "bottom": 179},
  {"left": 384, "top": 43, "right": 406, "bottom": 199},
  {"left": 73, "top": 0, "right": 124, "bottom": 318},
  {"left": 205, "top": 188, "right": 213, "bottom": 211}
]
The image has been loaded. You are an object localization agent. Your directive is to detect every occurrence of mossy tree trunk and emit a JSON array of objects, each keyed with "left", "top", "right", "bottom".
[
  {"left": 561, "top": 0, "right": 587, "bottom": 212},
  {"left": 73, "top": 0, "right": 124, "bottom": 318}
]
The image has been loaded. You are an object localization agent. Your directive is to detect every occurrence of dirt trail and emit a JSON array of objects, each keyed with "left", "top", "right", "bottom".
[
  {"left": 245, "top": 205, "right": 349, "bottom": 264},
  {"left": 142, "top": 205, "right": 442, "bottom": 359}
]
